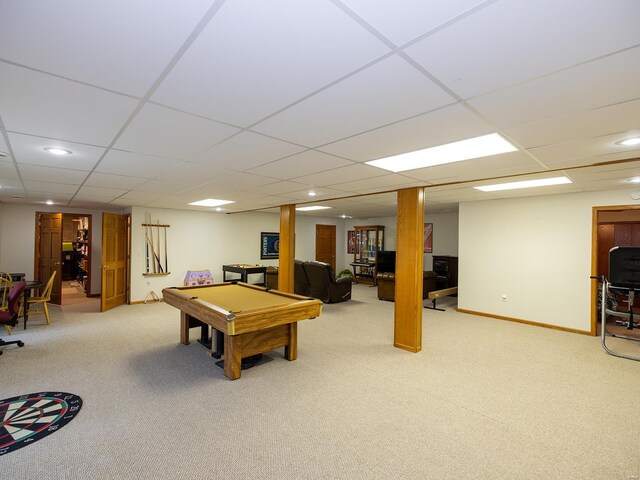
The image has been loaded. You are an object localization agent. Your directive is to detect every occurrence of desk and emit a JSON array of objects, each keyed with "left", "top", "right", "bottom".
[
  {"left": 222, "top": 264, "right": 267, "bottom": 286},
  {"left": 162, "top": 282, "right": 322, "bottom": 380},
  {"left": 350, "top": 262, "right": 375, "bottom": 284},
  {"left": 22, "top": 280, "right": 43, "bottom": 329}
]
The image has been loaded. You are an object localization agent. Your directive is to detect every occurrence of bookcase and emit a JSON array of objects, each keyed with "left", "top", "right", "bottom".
[{"left": 351, "top": 225, "right": 385, "bottom": 283}]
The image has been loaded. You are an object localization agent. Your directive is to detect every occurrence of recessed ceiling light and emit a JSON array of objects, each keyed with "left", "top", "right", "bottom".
[
  {"left": 616, "top": 137, "right": 640, "bottom": 146},
  {"left": 45, "top": 200, "right": 54, "bottom": 205},
  {"left": 44, "top": 147, "right": 72, "bottom": 155},
  {"left": 308, "top": 191, "right": 318, "bottom": 196},
  {"left": 0, "top": 151, "right": 8, "bottom": 158},
  {"left": 296, "top": 206, "right": 332, "bottom": 212},
  {"left": 366, "top": 133, "right": 518, "bottom": 173},
  {"left": 340, "top": 214, "right": 352, "bottom": 218},
  {"left": 627, "top": 177, "right": 640, "bottom": 183},
  {"left": 188, "top": 198, "right": 235, "bottom": 207},
  {"left": 474, "top": 176, "right": 572, "bottom": 192}
]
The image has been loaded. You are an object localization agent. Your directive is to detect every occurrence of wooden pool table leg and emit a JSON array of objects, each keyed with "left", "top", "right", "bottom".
[
  {"left": 224, "top": 334, "right": 242, "bottom": 380},
  {"left": 180, "top": 312, "right": 190, "bottom": 345},
  {"left": 285, "top": 322, "right": 297, "bottom": 361}
]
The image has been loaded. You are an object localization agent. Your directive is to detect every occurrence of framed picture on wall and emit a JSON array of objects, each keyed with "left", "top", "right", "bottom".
[
  {"left": 424, "top": 223, "right": 433, "bottom": 253},
  {"left": 347, "top": 230, "right": 355, "bottom": 254},
  {"left": 260, "top": 232, "right": 280, "bottom": 259}
]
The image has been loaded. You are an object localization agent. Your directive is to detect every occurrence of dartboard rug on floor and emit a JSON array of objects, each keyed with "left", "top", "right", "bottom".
[{"left": 0, "top": 392, "right": 82, "bottom": 456}]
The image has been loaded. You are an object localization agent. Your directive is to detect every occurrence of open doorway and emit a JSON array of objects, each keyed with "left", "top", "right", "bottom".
[
  {"left": 591, "top": 205, "right": 640, "bottom": 336},
  {"left": 35, "top": 212, "right": 93, "bottom": 307}
]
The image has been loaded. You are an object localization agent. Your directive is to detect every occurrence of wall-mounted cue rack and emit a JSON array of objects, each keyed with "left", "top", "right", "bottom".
[{"left": 143, "top": 217, "right": 170, "bottom": 276}]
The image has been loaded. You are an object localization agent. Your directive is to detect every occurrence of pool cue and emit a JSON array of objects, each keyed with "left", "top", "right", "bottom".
[
  {"left": 164, "top": 225, "right": 168, "bottom": 273},
  {"left": 147, "top": 214, "right": 161, "bottom": 273}
]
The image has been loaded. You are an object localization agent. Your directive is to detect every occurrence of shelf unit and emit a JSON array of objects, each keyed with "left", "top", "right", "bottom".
[{"left": 352, "top": 225, "right": 385, "bottom": 283}]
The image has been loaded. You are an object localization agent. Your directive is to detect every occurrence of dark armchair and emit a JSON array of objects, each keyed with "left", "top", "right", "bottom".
[
  {"left": 0, "top": 281, "right": 26, "bottom": 355},
  {"left": 303, "top": 261, "right": 352, "bottom": 303},
  {"left": 263, "top": 261, "right": 311, "bottom": 296}
]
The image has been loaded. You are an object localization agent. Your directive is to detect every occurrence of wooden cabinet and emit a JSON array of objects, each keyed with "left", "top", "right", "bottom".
[
  {"left": 433, "top": 255, "right": 458, "bottom": 290},
  {"left": 352, "top": 225, "right": 384, "bottom": 283}
]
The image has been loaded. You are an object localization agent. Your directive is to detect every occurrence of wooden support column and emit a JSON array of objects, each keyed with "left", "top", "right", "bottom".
[
  {"left": 394, "top": 187, "right": 425, "bottom": 353},
  {"left": 278, "top": 204, "right": 296, "bottom": 293}
]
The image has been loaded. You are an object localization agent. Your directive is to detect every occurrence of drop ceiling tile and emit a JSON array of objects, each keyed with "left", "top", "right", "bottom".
[
  {"left": 319, "top": 103, "right": 491, "bottom": 161},
  {"left": 154, "top": 162, "right": 235, "bottom": 185},
  {"left": 114, "top": 103, "right": 239, "bottom": 159},
  {"left": 0, "top": 63, "right": 138, "bottom": 145},
  {"left": 188, "top": 131, "right": 305, "bottom": 170},
  {"left": 252, "top": 181, "right": 314, "bottom": 196},
  {"left": 329, "top": 174, "right": 419, "bottom": 193},
  {"left": 528, "top": 132, "right": 640, "bottom": 165},
  {"left": 0, "top": 178, "right": 24, "bottom": 190},
  {"left": 23, "top": 181, "right": 79, "bottom": 195},
  {"left": 18, "top": 164, "right": 89, "bottom": 184},
  {"left": 279, "top": 187, "right": 351, "bottom": 201},
  {"left": 342, "top": 0, "right": 488, "bottom": 46},
  {"left": 0, "top": 0, "right": 215, "bottom": 96},
  {"left": 246, "top": 150, "right": 355, "bottom": 180},
  {"left": 542, "top": 150, "right": 640, "bottom": 170},
  {"left": 96, "top": 150, "right": 183, "bottom": 178},
  {"left": 152, "top": 0, "right": 390, "bottom": 126},
  {"left": 0, "top": 162, "right": 20, "bottom": 180},
  {"left": 290, "top": 163, "right": 387, "bottom": 187},
  {"left": 468, "top": 46, "right": 640, "bottom": 128},
  {"left": 133, "top": 179, "right": 195, "bottom": 194},
  {"left": 401, "top": 151, "right": 540, "bottom": 182},
  {"left": 405, "top": 0, "right": 640, "bottom": 98},
  {"left": 84, "top": 172, "right": 148, "bottom": 189},
  {"left": 8, "top": 132, "right": 105, "bottom": 170},
  {"left": 504, "top": 99, "right": 640, "bottom": 149},
  {"left": 74, "top": 185, "right": 128, "bottom": 200},
  {"left": 0, "top": 135, "right": 8, "bottom": 155},
  {"left": 118, "top": 190, "right": 167, "bottom": 203},
  {"left": 206, "top": 172, "right": 279, "bottom": 190},
  {"left": 251, "top": 54, "right": 455, "bottom": 147}
]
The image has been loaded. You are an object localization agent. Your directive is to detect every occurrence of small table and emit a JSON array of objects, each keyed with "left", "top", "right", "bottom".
[
  {"left": 222, "top": 264, "right": 267, "bottom": 286},
  {"left": 22, "top": 280, "right": 43, "bottom": 329},
  {"left": 162, "top": 282, "right": 322, "bottom": 380},
  {"left": 9, "top": 273, "right": 26, "bottom": 282},
  {"left": 350, "top": 261, "right": 376, "bottom": 284}
]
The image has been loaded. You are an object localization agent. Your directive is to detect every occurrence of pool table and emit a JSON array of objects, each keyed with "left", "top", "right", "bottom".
[{"left": 162, "top": 282, "right": 322, "bottom": 380}]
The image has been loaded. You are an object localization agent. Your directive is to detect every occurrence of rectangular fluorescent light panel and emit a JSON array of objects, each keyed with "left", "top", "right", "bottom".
[
  {"left": 474, "top": 176, "right": 572, "bottom": 192},
  {"left": 296, "top": 206, "right": 332, "bottom": 211},
  {"left": 365, "top": 133, "right": 518, "bottom": 173},
  {"left": 188, "top": 198, "right": 235, "bottom": 207}
]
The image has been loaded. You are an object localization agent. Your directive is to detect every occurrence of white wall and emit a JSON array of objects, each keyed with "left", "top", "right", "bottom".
[
  {"left": 0, "top": 204, "right": 124, "bottom": 295},
  {"left": 130, "top": 207, "right": 343, "bottom": 302},
  {"left": 458, "top": 188, "right": 640, "bottom": 332}
]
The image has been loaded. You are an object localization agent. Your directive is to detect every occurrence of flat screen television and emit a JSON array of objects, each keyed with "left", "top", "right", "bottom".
[
  {"left": 377, "top": 250, "right": 396, "bottom": 274},
  {"left": 609, "top": 246, "right": 640, "bottom": 289}
]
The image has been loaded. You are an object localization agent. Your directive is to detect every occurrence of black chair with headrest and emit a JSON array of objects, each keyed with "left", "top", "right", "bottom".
[
  {"left": 0, "top": 281, "right": 26, "bottom": 355},
  {"left": 303, "top": 261, "right": 352, "bottom": 303},
  {"left": 294, "top": 260, "right": 311, "bottom": 296}
]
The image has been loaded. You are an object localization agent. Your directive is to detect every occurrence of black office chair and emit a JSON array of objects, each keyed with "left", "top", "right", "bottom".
[{"left": 0, "top": 281, "right": 26, "bottom": 355}]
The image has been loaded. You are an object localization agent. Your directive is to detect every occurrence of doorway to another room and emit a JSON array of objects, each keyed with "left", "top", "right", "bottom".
[
  {"left": 35, "top": 212, "right": 94, "bottom": 309},
  {"left": 591, "top": 205, "right": 640, "bottom": 337}
]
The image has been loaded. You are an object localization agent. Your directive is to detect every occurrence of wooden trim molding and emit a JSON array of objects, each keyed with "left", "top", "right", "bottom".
[
  {"left": 279, "top": 205, "right": 295, "bottom": 293},
  {"left": 456, "top": 308, "right": 591, "bottom": 335}
]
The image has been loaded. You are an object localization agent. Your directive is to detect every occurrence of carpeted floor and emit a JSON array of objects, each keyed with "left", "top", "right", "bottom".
[{"left": 2, "top": 284, "right": 639, "bottom": 479}]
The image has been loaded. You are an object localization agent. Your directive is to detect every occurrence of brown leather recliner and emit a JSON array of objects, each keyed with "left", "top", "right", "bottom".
[
  {"left": 376, "top": 271, "right": 437, "bottom": 302},
  {"left": 263, "top": 261, "right": 311, "bottom": 296},
  {"left": 302, "top": 261, "right": 352, "bottom": 303}
]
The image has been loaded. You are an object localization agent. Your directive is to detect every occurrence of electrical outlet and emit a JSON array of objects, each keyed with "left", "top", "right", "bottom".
[{"left": 501, "top": 294, "right": 507, "bottom": 302}]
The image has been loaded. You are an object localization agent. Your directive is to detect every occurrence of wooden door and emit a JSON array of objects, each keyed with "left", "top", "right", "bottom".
[
  {"left": 38, "top": 213, "right": 63, "bottom": 305},
  {"left": 315, "top": 224, "right": 336, "bottom": 272},
  {"left": 101, "top": 213, "right": 128, "bottom": 312}
]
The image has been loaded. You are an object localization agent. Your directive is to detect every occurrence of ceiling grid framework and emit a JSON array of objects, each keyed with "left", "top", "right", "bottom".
[{"left": 0, "top": 0, "right": 638, "bottom": 217}]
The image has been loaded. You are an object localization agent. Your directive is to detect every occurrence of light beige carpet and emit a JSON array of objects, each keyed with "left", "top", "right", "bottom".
[{"left": 2, "top": 285, "right": 639, "bottom": 479}]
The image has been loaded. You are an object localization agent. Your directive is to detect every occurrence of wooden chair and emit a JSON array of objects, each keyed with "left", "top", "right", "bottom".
[{"left": 26, "top": 271, "right": 56, "bottom": 325}]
